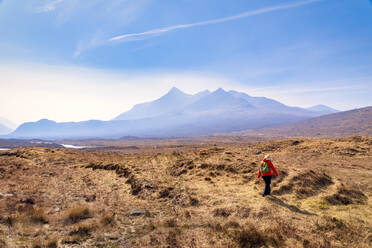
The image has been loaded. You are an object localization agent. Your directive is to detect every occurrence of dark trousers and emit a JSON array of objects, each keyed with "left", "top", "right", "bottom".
[{"left": 262, "top": 176, "right": 272, "bottom": 196}]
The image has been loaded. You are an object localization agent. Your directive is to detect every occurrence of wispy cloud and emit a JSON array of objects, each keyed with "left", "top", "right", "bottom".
[
  {"left": 246, "top": 76, "right": 372, "bottom": 95},
  {"left": 36, "top": 0, "right": 65, "bottom": 13},
  {"left": 258, "top": 85, "right": 363, "bottom": 95},
  {"left": 110, "top": 0, "right": 324, "bottom": 42}
]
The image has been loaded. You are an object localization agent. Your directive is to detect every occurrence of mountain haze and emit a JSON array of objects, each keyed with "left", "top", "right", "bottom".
[
  {"left": 115, "top": 87, "right": 210, "bottom": 120},
  {"left": 247, "top": 106, "right": 372, "bottom": 137},
  {"left": 0, "top": 117, "right": 17, "bottom": 131},
  {"left": 9, "top": 88, "right": 337, "bottom": 139},
  {"left": 306, "top": 104, "right": 339, "bottom": 115},
  {"left": 0, "top": 123, "right": 12, "bottom": 135},
  {"left": 115, "top": 88, "right": 321, "bottom": 120}
]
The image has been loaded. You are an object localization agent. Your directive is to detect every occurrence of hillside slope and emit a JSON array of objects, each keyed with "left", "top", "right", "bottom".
[{"left": 253, "top": 106, "right": 372, "bottom": 137}]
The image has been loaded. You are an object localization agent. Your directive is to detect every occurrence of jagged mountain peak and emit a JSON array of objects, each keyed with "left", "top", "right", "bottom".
[
  {"left": 8, "top": 88, "right": 344, "bottom": 139},
  {"left": 213, "top": 88, "right": 228, "bottom": 94},
  {"left": 115, "top": 87, "right": 194, "bottom": 121},
  {"left": 164, "top": 87, "right": 187, "bottom": 96},
  {"left": 168, "top": 86, "right": 183, "bottom": 93}
]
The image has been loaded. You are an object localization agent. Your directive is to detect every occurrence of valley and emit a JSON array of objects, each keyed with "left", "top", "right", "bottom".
[
  {"left": 2, "top": 1, "right": 372, "bottom": 247},
  {"left": 0, "top": 136, "right": 371, "bottom": 247}
]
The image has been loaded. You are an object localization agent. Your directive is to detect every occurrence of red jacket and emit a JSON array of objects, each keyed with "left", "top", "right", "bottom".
[{"left": 257, "top": 159, "right": 278, "bottom": 178}]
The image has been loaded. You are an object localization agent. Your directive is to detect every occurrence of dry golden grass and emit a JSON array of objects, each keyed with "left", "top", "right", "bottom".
[
  {"left": 45, "top": 237, "right": 58, "bottom": 248},
  {"left": 0, "top": 239, "right": 7, "bottom": 248},
  {"left": 65, "top": 206, "right": 91, "bottom": 224},
  {"left": 31, "top": 239, "right": 43, "bottom": 248},
  {"left": 100, "top": 212, "right": 115, "bottom": 226},
  {"left": 28, "top": 208, "right": 49, "bottom": 224},
  {"left": 69, "top": 222, "right": 97, "bottom": 237},
  {"left": 0, "top": 136, "right": 371, "bottom": 247}
]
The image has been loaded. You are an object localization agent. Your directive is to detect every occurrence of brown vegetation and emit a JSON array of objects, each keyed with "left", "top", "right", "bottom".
[
  {"left": 240, "top": 106, "right": 372, "bottom": 138},
  {"left": 0, "top": 136, "right": 371, "bottom": 247},
  {"left": 65, "top": 206, "right": 91, "bottom": 224}
]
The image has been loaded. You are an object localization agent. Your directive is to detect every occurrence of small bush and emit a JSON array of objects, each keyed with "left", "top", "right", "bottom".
[
  {"left": 324, "top": 186, "right": 367, "bottom": 205},
  {"left": 316, "top": 216, "right": 346, "bottom": 232},
  {"left": 231, "top": 226, "right": 266, "bottom": 248},
  {"left": 69, "top": 222, "right": 96, "bottom": 237},
  {"left": 46, "top": 237, "right": 58, "bottom": 248},
  {"left": 66, "top": 206, "right": 91, "bottom": 223},
  {"left": 325, "top": 194, "right": 352, "bottom": 205},
  {"left": 62, "top": 235, "right": 82, "bottom": 245},
  {"left": 100, "top": 212, "right": 115, "bottom": 226},
  {"left": 31, "top": 239, "right": 43, "bottom": 248},
  {"left": 164, "top": 218, "right": 177, "bottom": 228},
  {"left": 4, "top": 215, "right": 15, "bottom": 227},
  {"left": 29, "top": 208, "right": 49, "bottom": 224},
  {"left": 207, "top": 221, "right": 224, "bottom": 232},
  {"left": 224, "top": 221, "right": 240, "bottom": 229},
  {"left": 166, "top": 230, "right": 180, "bottom": 248},
  {"left": 0, "top": 239, "right": 7, "bottom": 248},
  {"left": 213, "top": 208, "right": 231, "bottom": 217},
  {"left": 189, "top": 197, "right": 199, "bottom": 206}
]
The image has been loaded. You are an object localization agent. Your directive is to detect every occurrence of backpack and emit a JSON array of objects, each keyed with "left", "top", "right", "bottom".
[{"left": 260, "top": 161, "right": 270, "bottom": 174}]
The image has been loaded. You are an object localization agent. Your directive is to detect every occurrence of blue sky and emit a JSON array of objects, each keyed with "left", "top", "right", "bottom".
[{"left": 0, "top": 0, "right": 371, "bottom": 124}]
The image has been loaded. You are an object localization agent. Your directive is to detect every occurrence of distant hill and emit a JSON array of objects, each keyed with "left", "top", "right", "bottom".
[
  {"left": 9, "top": 88, "right": 337, "bottom": 139},
  {"left": 249, "top": 106, "right": 372, "bottom": 137},
  {"left": 306, "top": 105, "right": 339, "bottom": 115}
]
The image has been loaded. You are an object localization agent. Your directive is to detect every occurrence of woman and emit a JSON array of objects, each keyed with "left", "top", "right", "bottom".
[{"left": 257, "top": 155, "right": 278, "bottom": 197}]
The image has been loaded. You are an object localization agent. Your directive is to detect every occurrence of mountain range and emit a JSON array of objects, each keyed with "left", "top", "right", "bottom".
[
  {"left": 5, "top": 88, "right": 341, "bottom": 139},
  {"left": 114, "top": 87, "right": 338, "bottom": 121}
]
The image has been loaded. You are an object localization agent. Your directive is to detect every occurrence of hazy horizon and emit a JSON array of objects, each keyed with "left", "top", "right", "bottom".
[
  {"left": 0, "top": 83, "right": 364, "bottom": 126},
  {"left": 1, "top": 0, "right": 372, "bottom": 125}
]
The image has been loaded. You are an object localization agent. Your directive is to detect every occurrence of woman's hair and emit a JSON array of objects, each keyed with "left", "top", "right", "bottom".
[{"left": 264, "top": 155, "right": 272, "bottom": 161}]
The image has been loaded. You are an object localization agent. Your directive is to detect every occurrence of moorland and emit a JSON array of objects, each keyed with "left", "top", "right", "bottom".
[{"left": 0, "top": 136, "right": 371, "bottom": 247}]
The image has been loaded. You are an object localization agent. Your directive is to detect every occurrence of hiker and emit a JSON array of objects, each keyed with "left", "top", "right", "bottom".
[{"left": 257, "top": 155, "right": 278, "bottom": 197}]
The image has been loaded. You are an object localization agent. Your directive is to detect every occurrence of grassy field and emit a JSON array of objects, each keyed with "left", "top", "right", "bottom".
[{"left": 0, "top": 136, "right": 371, "bottom": 247}]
